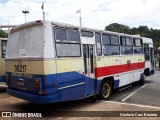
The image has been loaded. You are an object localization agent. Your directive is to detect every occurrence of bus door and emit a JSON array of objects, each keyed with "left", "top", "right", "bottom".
[
  {"left": 150, "top": 48, "right": 154, "bottom": 70},
  {"left": 83, "top": 44, "right": 96, "bottom": 96}
]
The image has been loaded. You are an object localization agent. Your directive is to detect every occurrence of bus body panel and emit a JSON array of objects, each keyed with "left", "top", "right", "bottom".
[
  {"left": 6, "top": 59, "right": 88, "bottom": 102},
  {"left": 0, "top": 38, "right": 7, "bottom": 82},
  {"left": 0, "top": 58, "right": 5, "bottom": 82}
]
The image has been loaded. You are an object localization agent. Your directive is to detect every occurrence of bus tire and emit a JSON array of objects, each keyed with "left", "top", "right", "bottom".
[
  {"left": 139, "top": 73, "right": 145, "bottom": 85},
  {"left": 100, "top": 80, "right": 111, "bottom": 100}
]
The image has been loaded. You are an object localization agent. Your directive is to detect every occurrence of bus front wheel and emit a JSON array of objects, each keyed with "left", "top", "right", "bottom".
[{"left": 100, "top": 80, "right": 111, "bottom": 100}]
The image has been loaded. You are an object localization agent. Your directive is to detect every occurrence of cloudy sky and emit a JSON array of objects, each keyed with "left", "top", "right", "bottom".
[{"left": 0, "top": 0, "right": 160, "bottom": 30}]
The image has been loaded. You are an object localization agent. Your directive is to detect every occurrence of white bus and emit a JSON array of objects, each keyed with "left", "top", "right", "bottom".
[
  {"left": 143, "top": 37, "right": 154, "bottom": 76},
  {"left": 6, "top": 20, "right": 145, "bottom": 103}
]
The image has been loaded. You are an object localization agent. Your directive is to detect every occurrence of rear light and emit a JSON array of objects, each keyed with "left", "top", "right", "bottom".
[
  {"left": 42, "top": 91, "right": 47, "bottom": 95},
  {"left": 35, "top": 78, "right": 41, "bottom": 91}
]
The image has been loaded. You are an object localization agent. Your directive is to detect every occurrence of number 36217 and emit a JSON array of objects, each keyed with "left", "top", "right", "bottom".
[{"left": 14, "top": 65, "right": 27, "bottom": 73}]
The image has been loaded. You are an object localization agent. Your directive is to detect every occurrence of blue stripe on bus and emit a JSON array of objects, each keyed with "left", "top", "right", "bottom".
[
  {"left": 114, "top": 80, "right": 120, "bottom": 89},
  {"left": 7, "top": 88, "right": 59, "bottom": 104},
  {"left": 7, "top": 71, "right": 100, "bottom": 103},
  {"left": 0, "top": 76, "right": 5, "bottom": 82}
]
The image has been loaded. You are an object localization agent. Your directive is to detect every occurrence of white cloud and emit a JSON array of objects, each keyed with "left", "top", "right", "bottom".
[{"left": 0, "top": 0, "right": 160, "bottom": 29}]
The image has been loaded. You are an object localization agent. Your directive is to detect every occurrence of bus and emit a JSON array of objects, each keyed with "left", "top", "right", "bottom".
[
  {"left": 143, "top": 37, "right": 154, "bottom": 76},
  {"left": 6, "top": 20, "right": 145, "bottom": 103},
  {"left": 0, "top": 38, "right": 7, "bottom": 86}
]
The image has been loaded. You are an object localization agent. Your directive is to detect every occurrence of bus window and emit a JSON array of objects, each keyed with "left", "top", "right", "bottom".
[
  {"left": 102, "top": 34, "right": 120, "bottom": 55},
  {"left": 120, "top": 37, "right": 133, "bottom": 55},
  {"left": 133, "top": 38, "right": 143, "bottom": 54},
  {"left": 95, "top": 32, "right": 102, "bottom": 56},
  {"left": 69, "top": 44, "right": 81, "bottom": 56},
  {"left": 144, "top": 44, "right": 150, "bottom": 60},
  {"left": 102, "top": 34, "right": 110, "bottom": 44},
  {"left": 103, "top": 45, "right": 120, "bottom": 55},
  {"left": 55, "top": 27, "right": 81, "bottom": 57},
  {"left": 110, "top": 35, "right": 119, "bottom": 45},
  {"left": 1, "top": 40, "right": 7, "bottom": 58},
  {"left": 81, "top": 30, "right": 93, "bottom": 37},
  {"left": 55, "top": 28, "right": 67, "bottom": 42},
  {"left": 67, "top": 29, "right": 80, "bottom": 43}
]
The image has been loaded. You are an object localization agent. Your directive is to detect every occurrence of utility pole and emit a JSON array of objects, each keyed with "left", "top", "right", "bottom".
[
  {"left": 76, "top": 9, "right": 82, "bottom": 27},
  {"left": 22, "top": 10, "right": 29, "bottom": 23}
]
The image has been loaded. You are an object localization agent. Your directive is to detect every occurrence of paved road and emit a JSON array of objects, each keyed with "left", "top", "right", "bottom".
[
  {"left": 111, "top": 68, "right": 160, "bottom": 107},
  {"left": 0, "top": 68, "right": 160, "bottom": 120}
]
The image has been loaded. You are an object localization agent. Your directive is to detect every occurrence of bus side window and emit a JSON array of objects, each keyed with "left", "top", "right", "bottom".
[
  {"left": 102, "top": 34, "right": 120, "bottom": 55},
  {"left": 120, "top": 37, "right": 133, "bottom": 55},
  {"left": 67, "top": 29, "right": 80, "bottom": 43},
  {"left": 1, "top": 40, "right": 7, "bottom": 58},
  {"left": 133, "top": 38, "right": 143, "bottom": 54},
  {"left": 55, "top": 27, "right": 81, "bottom": 57},
  {"left": 81, "top": 30, "right": 93, "bottom": 37},
  {"left": 144, "top": 44, "right": 150, "bottom": 60},
  {"left": 95, "top": 32, "right": 102, "bottom": 56},
  {"left": 55, "top": 27, "right": 67, "bottom": 42}
]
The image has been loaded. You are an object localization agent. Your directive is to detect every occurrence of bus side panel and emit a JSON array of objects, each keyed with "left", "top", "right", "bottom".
[
  {"left": 0, "top": 58, "right": 5, "bottom": 82},
  {"left": 56, "top": 58, "right": 85, "bottom": 101}
]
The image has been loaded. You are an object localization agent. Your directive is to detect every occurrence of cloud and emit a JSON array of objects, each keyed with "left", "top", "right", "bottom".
[{"left": 0, "top": 0, "right": 160, "bottom": 29}]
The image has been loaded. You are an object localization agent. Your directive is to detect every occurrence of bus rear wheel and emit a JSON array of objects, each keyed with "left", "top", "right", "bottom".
[
  {"left": 139, "top": 73, "right": 145, "bottom": 85},
  {"left": 100, "top": 80, "right": 111, "bottom": 100}
]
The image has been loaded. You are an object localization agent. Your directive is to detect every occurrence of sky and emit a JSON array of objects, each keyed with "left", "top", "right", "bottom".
[{"left": 0, "top": 0, "right": 160, "bottom": 30}]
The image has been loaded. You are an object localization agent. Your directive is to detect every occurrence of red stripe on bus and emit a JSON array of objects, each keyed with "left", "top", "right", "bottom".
[{"left": 95, "top": 62, "right": 145, "bottom": 78}]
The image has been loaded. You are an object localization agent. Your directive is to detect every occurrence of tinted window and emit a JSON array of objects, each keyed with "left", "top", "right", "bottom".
[
  {"left": 67, "top": 29, "right": 80, "bottom": 42},
  {"left": 121, "top": 46, "right": 133, "bottom": 55},
  {"left": 55, "top": 28, "right": 66, "bottom": 41},
  {"left": 134, "top": 47, "right": 143, "bottom": 54},
  {"left": 103, "top": 45, "right": 120, "bottom": 55},
  {"left": 126, "top": 37, "right": 132, "bottom": 46},
  {"left": 144, "top": 44, "right": 150, "bottom": 60},
  {"left": 81, "top": 30, "right": 93, "bottom": 37},
  {"left": 102, "top": 34, "right": 110, "bottom": 44},
  {"left": 110, "top": 35, "right": 119, "bottom": 45},
  {"left": 121, "top": 37, "right": 126, "bottom": 45},
  {"left": 134, "top": 39, "right": 142, "bottom": 46},
  {"left": 95, "top": 32, "right": 102, "bottom": 56}
]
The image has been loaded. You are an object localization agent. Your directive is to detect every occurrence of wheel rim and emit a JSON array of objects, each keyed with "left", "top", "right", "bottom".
[{"left": 102, "top": 83, "right": 110, "bottom": 98}]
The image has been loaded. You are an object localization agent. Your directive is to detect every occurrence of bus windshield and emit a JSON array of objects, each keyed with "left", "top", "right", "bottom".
[{"left": 7, "top": 25, "right": 44, "bottom": 58}]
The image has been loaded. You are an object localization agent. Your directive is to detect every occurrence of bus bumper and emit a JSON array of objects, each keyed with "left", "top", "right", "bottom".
[{"left": 7, "top": 88, "right": 59, "bottom": 104}]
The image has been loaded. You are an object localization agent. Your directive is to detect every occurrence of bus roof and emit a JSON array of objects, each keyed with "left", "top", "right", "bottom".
[
  {"left": 11, "top": 20, "right": 142, "bottom": 39},
  {"left": 51, "top": 21, "right": 142, "bottom": 38}
]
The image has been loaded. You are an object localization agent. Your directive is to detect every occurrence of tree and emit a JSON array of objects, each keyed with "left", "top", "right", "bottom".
[
  {"left": 137, "top": 26, "right": 150, "bottom": 33},
  {"left": 0, "top": 30, "right": 8, "bottom": 38},
  {"left": 105, "top": 23, "right": 130, "bottom": 34}
]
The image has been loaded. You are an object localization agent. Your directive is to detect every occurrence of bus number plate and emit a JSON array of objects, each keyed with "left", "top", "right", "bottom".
[{"left": 14, "top": 65, "right": 27, "bottom": 73}]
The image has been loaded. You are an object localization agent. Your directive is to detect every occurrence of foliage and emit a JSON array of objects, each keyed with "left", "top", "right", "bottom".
[
  {"left": 0, "top": 30, "right": 8, "bottom": 38},
  {"left": 105, "top": 23, "right": 160, "bottom": 40},
  {"left": 105, "top": 23, "right": 160, "bottom": 51}
]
